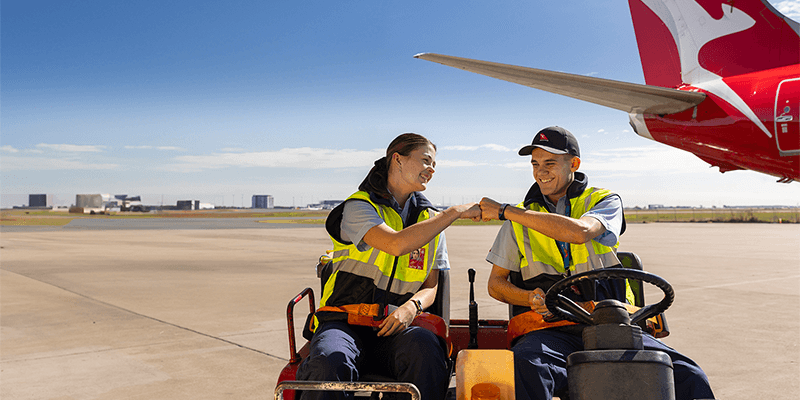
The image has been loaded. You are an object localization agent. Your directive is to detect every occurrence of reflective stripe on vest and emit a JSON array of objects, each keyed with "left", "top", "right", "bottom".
[
  {"left": 511, "top": 187, "right": 633, "bottom": 304},
  {"left": 319, "top": 191, "right": 440, "bottom": 309}
]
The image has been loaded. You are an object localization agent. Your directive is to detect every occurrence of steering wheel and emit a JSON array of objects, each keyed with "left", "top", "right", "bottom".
[{"left": 544, "top": 268, "right": 674, "bottom": 326}]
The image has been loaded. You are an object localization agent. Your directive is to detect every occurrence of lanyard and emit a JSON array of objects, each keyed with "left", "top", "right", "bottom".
[{"left": 555, "top": 199, "right": 572, "bottom": 276}]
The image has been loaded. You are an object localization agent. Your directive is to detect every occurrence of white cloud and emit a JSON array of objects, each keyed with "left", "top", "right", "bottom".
[
  {"left": 166, "top": 147, "right": 384, "bottom": 172},
  {"left": 774, "top": 1, "right": 800, "bottom": 20},
  {"left": 220, "top": 147, "right": 246, "bottom": 152},
  {"left": 442, "top": 145, "right": 481, "bottom": 151},
  {"left": 436, "top": 159, "right": 488, "bottom": 167},
  {"left": 494, "top": 146, "right": 709, "bottom": 176},
  {"left": 37, "top": 143, "right": 105, "bottom": 152},
  {"left": 483, "top": 144, "right": 514, "bottom": 152},
  {"left": 1, "top": 145, "right": 19, "bottom": 153},
  {"left": 0, "top": 156, "right": 118, "bottom": 170},
  {"left": 501, "top": 161, "right": 533, "bottom": 170},
  {"left": 442, "top": 144, "right": 513, "bottom": 152},
  {"left": 579, "top": 146, "right": 708, "bottom": 176},
  {"left": 124, "top": 145, "right": 185, "bottom": 151}
]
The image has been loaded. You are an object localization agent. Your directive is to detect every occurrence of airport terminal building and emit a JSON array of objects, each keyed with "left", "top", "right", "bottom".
[{"left": 252, "top": 195, "right": 274, "bottom": 209}]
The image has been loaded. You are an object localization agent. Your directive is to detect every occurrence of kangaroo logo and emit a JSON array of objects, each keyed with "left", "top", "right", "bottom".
[{"left": 640, "top": 0, "right": 772, "bottom": 137}]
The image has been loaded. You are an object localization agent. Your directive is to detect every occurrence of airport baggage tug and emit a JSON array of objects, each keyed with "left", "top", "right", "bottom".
[{"left": 275, "top": 252, "right": 673, "bottom": 400}]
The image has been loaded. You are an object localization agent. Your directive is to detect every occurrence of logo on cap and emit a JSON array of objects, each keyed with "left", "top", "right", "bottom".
[{"left": 539, "top": 133, "right": 549, "bottom": 141}]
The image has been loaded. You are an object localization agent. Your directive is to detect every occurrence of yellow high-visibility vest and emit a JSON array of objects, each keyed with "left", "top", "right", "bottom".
[
  {"left": 511, "top": 187, "right": 634, "bottom": 304},
  {"left": 319, "top": 191, "right": 440, "bottom": 314}
]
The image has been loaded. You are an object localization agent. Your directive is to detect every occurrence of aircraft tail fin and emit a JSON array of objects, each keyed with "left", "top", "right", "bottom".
[{"left": 628, "top": 0, "right": 800, "bottom": 87}]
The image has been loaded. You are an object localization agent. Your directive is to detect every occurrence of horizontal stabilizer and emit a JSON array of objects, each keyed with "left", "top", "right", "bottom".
[{"left": 414, "top": 53, "right": 706, "bottom": 115}]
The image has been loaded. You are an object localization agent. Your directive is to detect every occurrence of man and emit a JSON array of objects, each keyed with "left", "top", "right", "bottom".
[{"left": 480, "top": 126, "right": 714, "bottom": 400}]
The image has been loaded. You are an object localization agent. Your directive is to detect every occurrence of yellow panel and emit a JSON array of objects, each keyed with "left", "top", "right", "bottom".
[{"left": 455, "top": 349, "right": 515, "bottom": 400}]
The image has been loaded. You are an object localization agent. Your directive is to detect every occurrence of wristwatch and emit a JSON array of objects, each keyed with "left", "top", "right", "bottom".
[
  {"left": 498, "top": 203, "right": 510, "bottom": 221},
  {"left": 410, "top": 299, "right": 423, "bottom": 316}
]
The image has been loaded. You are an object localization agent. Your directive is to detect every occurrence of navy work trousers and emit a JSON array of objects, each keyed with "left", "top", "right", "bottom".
[
  {"left": 512, "top": 328, "right": 714, "bottom": 400},
  {"left": 296, "top": 321, "right": 449, "bottom": 400}
]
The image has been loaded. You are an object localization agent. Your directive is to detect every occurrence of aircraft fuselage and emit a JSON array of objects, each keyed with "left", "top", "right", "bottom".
[{"left": 632, "top": 63, "right": 799, "bottom": 181}]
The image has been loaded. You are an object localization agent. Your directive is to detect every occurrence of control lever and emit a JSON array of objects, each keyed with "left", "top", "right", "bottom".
[{"left": 468, "top": 268, "right": 478, "bottom": 349}]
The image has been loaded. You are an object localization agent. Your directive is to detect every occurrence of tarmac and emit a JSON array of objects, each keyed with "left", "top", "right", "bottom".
[{"left": 1, "top": 219, "right": 798, "bottom": 399}]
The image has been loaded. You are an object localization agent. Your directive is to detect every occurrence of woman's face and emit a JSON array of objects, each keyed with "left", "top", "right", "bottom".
[{"left": 393, "top": 144, "right": 437, "bottom": 192}]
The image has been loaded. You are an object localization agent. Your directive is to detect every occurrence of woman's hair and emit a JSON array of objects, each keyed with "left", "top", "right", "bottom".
[{"left": 358, "top": 133, "right": 436, "bottom": 199}]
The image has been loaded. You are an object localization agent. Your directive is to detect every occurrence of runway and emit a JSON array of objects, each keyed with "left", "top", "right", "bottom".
[
  {"left": 1, "top": 221, "right": 798, "bottom": 399},
  {"left": 0, "top": 216, "right": 317, "bottom": 232}
]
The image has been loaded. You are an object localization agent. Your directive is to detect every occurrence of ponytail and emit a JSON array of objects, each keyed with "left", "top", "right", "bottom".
[{"left": 358, "top": 156, "right": 391, "bottom": 199}]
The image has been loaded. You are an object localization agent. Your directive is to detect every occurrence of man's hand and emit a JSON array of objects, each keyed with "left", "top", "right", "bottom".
[
  {"left": 528, "top": 288, "right": 553, "bottom": 318},
  {"left": 480, "top": 197, "right": 502, "bottom": 222},
  {"left": 377, "top": 302, "right": 416, "bottom": 336},
  {"left": 529, "top": 287, "right": 594, "bottom": 319}
]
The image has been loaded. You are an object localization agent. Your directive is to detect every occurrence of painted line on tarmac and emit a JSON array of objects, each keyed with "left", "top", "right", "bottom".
[
  {"left": 677, "top": 274, "right": 800, "bottom": 292},
  {"left": 3, "top": 269, "right": 289, "bottom": 362}
]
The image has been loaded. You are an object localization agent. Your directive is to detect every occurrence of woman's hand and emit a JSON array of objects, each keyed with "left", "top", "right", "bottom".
[
  {"left": 452, "top": 202, "right": 481, "bottom": 221},
  {"left": 377, "top": 302, "right": 417, "bottom": 336}
]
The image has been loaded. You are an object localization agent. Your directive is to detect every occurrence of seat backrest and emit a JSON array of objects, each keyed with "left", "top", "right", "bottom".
[
  {"left": 428, "top": 269, "right": 450, "bottom": 324},
  {"left": 616, "top": 251, "right": 645, "bottom": 307}
]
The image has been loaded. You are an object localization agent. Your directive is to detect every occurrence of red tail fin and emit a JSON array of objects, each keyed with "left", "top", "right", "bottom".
[{"left": 629, "top": 0, "right": 800, "bottom": 87}]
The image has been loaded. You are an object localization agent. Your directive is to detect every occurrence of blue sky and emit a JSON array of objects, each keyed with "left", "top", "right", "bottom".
[{"left": 2, "top": 0, "right": 799, "bottom": 208}]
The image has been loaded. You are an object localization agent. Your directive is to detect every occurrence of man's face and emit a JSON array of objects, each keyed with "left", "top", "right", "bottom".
[{"left": 530, "top": 147, "right": 579, "bottom": 201}]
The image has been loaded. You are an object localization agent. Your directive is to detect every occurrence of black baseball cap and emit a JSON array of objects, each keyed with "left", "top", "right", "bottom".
[{"left": 518, "top": 126, "right": 580, "bottom": 158}]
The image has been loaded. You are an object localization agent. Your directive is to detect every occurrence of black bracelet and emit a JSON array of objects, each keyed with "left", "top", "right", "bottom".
[
  {"left": 411, "top": 299, "right": 423, "bottom": 316},
  {"left": 499, "top": 203, "right": 510, "bottom": 220}
]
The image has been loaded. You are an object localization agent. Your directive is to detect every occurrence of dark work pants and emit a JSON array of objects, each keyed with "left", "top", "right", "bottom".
[
  {"left": 512, "top": 328, "right": 714, "bottom": 400},
  {"left": 295, "top": 321, "right": 449, "bottom": 400}
]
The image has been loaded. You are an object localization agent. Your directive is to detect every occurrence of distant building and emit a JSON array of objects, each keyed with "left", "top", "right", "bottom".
[
  {"left": 110, "top": 195, "right": 147, "bottom": 212},
  {"left": 71, "top": 194, "right": 112, "bottom": 214},
  {"left": 647, "top": 204, "right": 665, "bottom": 210},
  {"left": 252, "top": 195, "right": 274, "bottom": 209},
  {"left": 306, "top": 200, "right": 344, "bottom": 210},
  {"left": 177, "top": 200, "right": 200, "bottom": 210},
  {"left": 76, "top": 194, "right": 105, "bottom": 208},
  {"left": 320, "top": 200, "right": 343, "bottom": 210},
  {"left": 29, "top": 194, "right": 48, "bottom": 207}
]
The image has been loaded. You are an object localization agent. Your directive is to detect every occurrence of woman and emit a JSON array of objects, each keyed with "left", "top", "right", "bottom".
[{"left": 296, "top": 133, "right": 480, "bottom": 400}]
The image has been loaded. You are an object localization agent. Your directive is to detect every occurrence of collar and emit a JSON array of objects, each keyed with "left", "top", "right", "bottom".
[
  {"left": 523, "top": 172, "right": 589, "bottom": 209},
  {"left": 384, "top": 190, "right": 418, "bottom": 215},
  {"left": 368, "top": 191, "right": 434, "bottom": 212}
]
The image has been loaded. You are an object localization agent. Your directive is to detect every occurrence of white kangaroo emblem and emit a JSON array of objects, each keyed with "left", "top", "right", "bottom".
[{"left": 641, "top": 0, "right": 772, "bottom": 137}]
